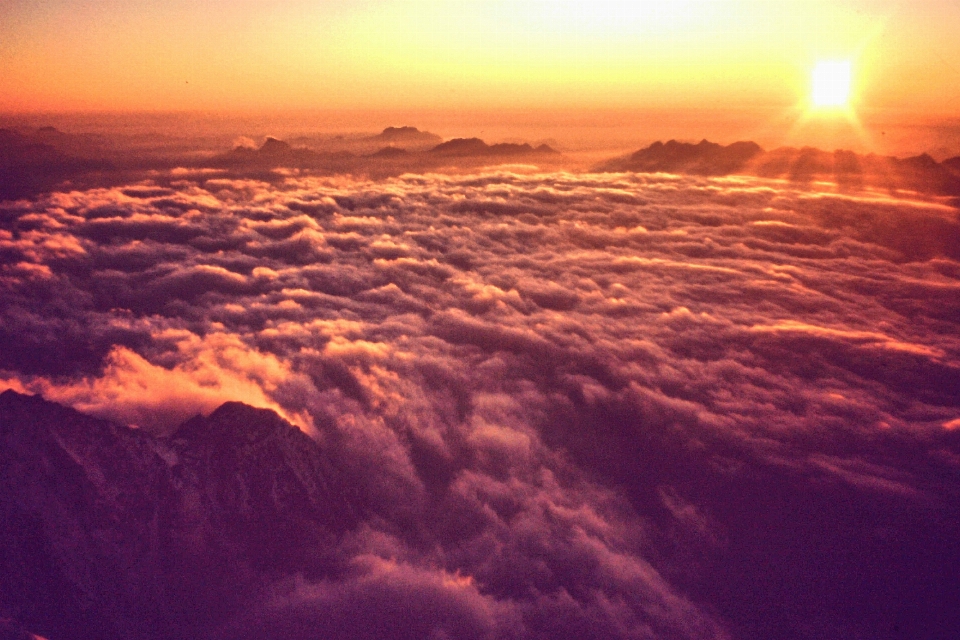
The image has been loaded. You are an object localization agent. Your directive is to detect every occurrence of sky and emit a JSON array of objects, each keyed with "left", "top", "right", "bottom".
[{"left": 2, "top": 0, "right": 960, "bottom": 116}]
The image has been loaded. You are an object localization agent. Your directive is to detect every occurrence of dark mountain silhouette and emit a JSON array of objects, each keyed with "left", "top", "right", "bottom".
[
  {"left": 212, "top": 135, "right": 559, "bottom": 175},
  {"left": 429, "top": 138, "right": 559, "bottom": 157},
  {"left": 368, "top": 145, "right": 409, "bottom": 158},
  {"left": 368, "top": 126, "right": 442, "bottom": 148},
  {"left": 218, "top": 137, "right": 355, "bottom": 171},
  {"left": 0, "top": 129, "right": 112, "bottom": 201},
  {"left": 1, "top": 127, "right": 109, "bottom": 160},
  {"left": 227, "top": 136, "right": 311, "bottom": 160},
  {"left": 283, "top": 127, "right": 443, "bottom": 156},
  {"left": 939, "top": 155, "right": 960, "bottom": 173},
  {"left": 257, "top": 136, "right": 293, "bottom": 155},
  {"left": 4, "top": 125, "right": 958, "bottom": 203},
  {"left": 614, "top": 139, "right": 763, "bottom": 175},
  {"left": 0, "top": 390, "right": 356, "bottom": 640},
  {"left": 602, "top": 139, "right": 960, "bottom": 198},
  {"left": 532, "top": 143, "right": 560, "bottom": 155},
  {"left": 0, "top": 129, "right": 64, "bottom": 165},
  {"left": 429, "top": 137, "right": 489, "bottom": 155}
]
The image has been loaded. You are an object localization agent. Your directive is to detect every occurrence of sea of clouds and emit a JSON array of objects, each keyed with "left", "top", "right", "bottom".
[{"left": 2, "top": 167, "right": 959, "bottom": 639}]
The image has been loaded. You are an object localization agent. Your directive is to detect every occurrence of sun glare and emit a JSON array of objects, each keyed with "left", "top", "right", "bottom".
[{"left": 811, "top": 60, "right": 852, "bottom": 108}]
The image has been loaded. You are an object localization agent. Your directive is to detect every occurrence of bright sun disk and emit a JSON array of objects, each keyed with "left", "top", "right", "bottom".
[{"left": 812, "top": 60, "right": 852, "bottom": 108}]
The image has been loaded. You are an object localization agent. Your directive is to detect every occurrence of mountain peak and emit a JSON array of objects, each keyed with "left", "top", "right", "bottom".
[
  {"left": 258, "top": 137, "right": 292, "bottom": 154},
  {"left": 429, "top": 138, "right": 558, "bottom": 157},
  {"left": 372, "top": 126, "right": 441, "bottom": 143},
  {"left": 173, "top": 401, "right": 298, "bottom": 445},
  {"left": 0, "top": 389, "right": 77, "bottom": 421},
  {"left": 381, "top": 126, "right": 420, "bottom": 136},
  {"left": 535, "top": 143, "right": 560, "bottom": 155},
  {"left": 619, "top": 138, "right": 764, "bottom": 175},
  {"left": 430, "top": 137, "right": 489, "bottom": 155}
]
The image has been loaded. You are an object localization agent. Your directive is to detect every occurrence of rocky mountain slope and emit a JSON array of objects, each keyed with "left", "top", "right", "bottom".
[{"left": 0, "top": 390, "right": 355, "bottom": 640}]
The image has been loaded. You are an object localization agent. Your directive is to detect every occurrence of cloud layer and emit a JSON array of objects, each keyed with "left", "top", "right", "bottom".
[{"left": 2, "top": 168, "right": 959, "bottom": 639}]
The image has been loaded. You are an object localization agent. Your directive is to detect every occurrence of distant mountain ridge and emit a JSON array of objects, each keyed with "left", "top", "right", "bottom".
[
  {"left": 3, "top": 123, "right": 960, "bottom": 202},
  {"left": 0, "top": 128, "right": 111, "bottom": 200},
  {"left": 0, "top": 390, "right": 356, "bottom": 640},
  {"left": 601, "top": 138, "right": 960, "bottom": 198},
  {"left": 429, "top": 137, "right": 558, "bottom": 157},
  {"left": 616, "top": 139, "right": 764, "bottom": 175},
  {"left": 211, "top": 132, "right": 562, "bottom": 178},
  {"left": 368, "top": 126, "right": 442, "bottom": 147},
  {"left": 225, "top": 134, "right": 558, "bottom": 162}
]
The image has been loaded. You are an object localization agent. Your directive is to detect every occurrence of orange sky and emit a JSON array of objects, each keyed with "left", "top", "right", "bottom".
[{"left": 1, "top": 0, "right": 959, "bottom": 117}]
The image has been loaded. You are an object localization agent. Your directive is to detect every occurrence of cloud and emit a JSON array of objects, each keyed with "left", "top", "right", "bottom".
[
  {"left": 219, "top": 556, "right": 523, "bottom": 640},
  {"left": 1, "top": 167, "right": 959, "bottom": 639},
  {"left": 3, "top": 331, "right": 312, "bottom": 434}
]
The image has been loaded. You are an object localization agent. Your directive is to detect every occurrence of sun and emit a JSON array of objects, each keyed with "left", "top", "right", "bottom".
[{"left": 811, "top": 60, "right": 852, "bottom": 108}]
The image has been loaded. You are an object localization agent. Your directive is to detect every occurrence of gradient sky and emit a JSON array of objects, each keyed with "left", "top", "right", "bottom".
[{"left": 1, "top": 0, "right": 959, "bottom": 115}]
